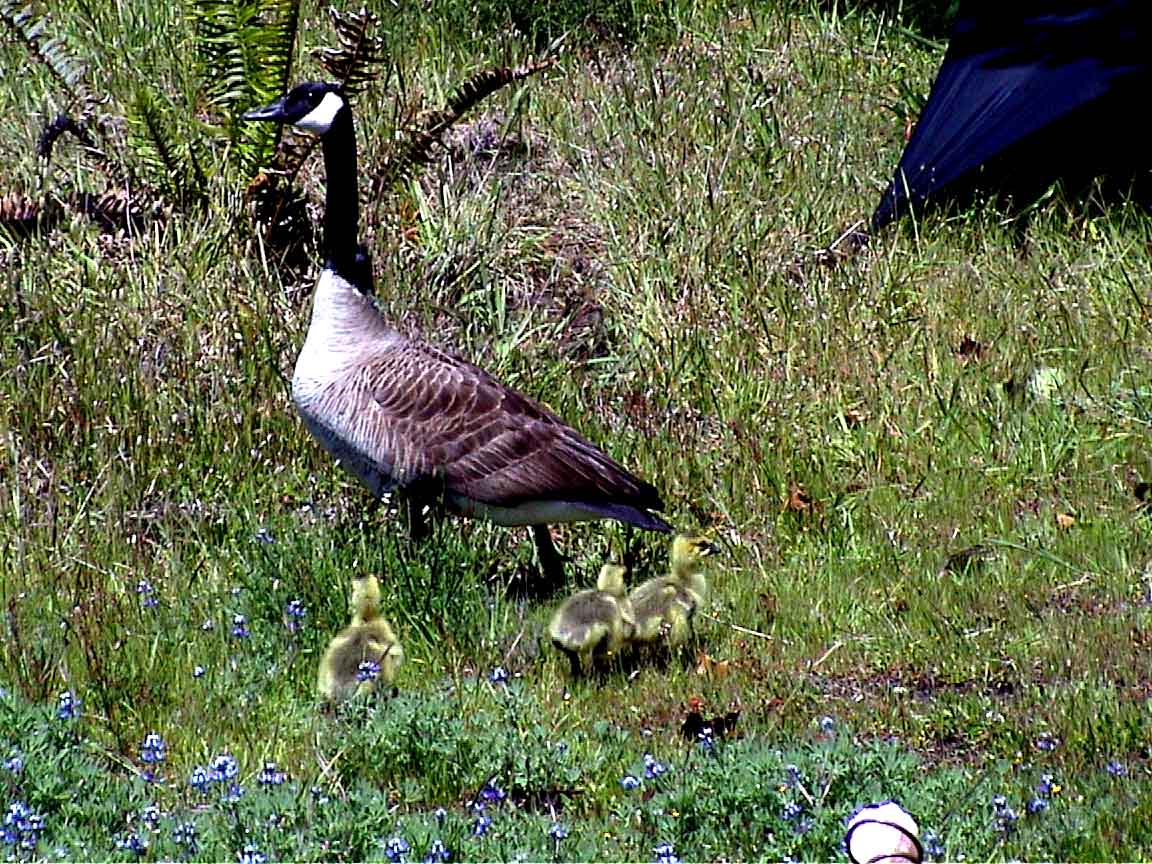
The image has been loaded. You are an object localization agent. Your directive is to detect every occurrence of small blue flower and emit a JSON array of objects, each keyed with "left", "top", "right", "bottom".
[
  {"left": 193, "top": 665, "right": 206, "bottom": 679},
  {"left": 284, "top": 598, "right": 306, "bottom": 632},
  {"left": 1026, "top": 797, "right": 1047, "bottom": 815},
  {"left": 433, "top": 807, "right": 446, "bottom": 825},
  {"left": 238, "top": 842, "right": 265, "bottom": 864},
  {"left": 781, "top": 801, "right": 804, "bottom": 821},
  {"left": 258, "top": 761, "right": 287, "bottom": 786},
  {"left": 172, "top": 821, "right": 198, "bottom": 852},
  {"left": 140, "top": 805, "right": 161, "bottom": 830},
  {"left": 356, "top": 661, "right": 381, "bottom": 683},
  {"left": 472, "top": 815, "right": 492, "bottom": 837},
  {"left": 653, "top": 841, "right": 681, "bottom": 864},
  {"left": 489, "top": 666, "right": 509, "bottom": 684},
  {"left": 188, "top": 766, "right": 211, "bottom": 791},
  {"left": 140, "top": 732, "right": 166, "bottom": 764},
  {"left": 784, "top": 764, "right": 802, "bottom": 786},
  {"left": 643, "top": 753, "right": 667, "bottom": 780},
  {"left": 548, "top": 823, "right": 568, "bottom": 841},
  {"left": 223, "top": 783, "right": 245, "bottom": 804},
  {"left": 384, "top": 835, "right": 410, "bottom": 862},
  {"left": 620, "top": 774, "right": 641, "bottom": 790},
  {"left": 819, "top": 715, "right": 835, "bottom": 734},
  {"left": 200, "top": 619, "right": 214, "bottom": 632},
  {"left": 254, "top": 527, "right": 276, "bottom": 545},
  {"left": 3, "top": 753, "right": 23, "bottom": 774},
  {"left": 697, "top": 728, "right": 715, "bottom": 752},
  {"left": 1035, "top": 732, "right": 1057, "bottom": 752},
  {"left": 116, "top": 833, "right": 147, "bottom": 857},
  {"left": 136, "top": 579, "right": 159, "bottom": 608},
  {"left": 210, "top": 753, "right": 239, "bottom": 782},
  {"left": 56, "top": 690, "right": 80, "bottom": 721},
  {"left": 3, "top": 801, "right": 46, "bottom": 851},
  {"left": 1107, "top": 760, "right": 1128, "bottom": 778},
  {"left": 424, "top": 838, "right": 451, "bottom": 863},
  {"left": 924, "top": 831, "right": 944, "bottom": 859},
  {"left": 479, "top": 779, "right": 505, "bottom": 803},
  {"left": 231, "top": 614, "right": 249, "bottom": 639},
  {"left": 992, "top": 796, "right": 1018, "bottom": 830},
  {"left": 1036, "top": 773, "right": 1056, "bottom": 796}
]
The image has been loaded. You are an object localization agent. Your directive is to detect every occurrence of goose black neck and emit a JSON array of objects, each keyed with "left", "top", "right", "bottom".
[{"left": 319, "top": 107, "right": 360, "bottom": 281}]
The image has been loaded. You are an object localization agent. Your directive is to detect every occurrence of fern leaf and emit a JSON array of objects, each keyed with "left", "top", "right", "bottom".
[
  {"left": 193, "top": 0, "right": 302, "bottom": 178},
  {"left": 128, "top": 89, "right": 208, "bottom": 209},
  {"left": 0, "top": 0, "right": 94, "bottom": 116},
  {"left": 375, "top": 59, "right": 552, "bottom": 196},
  {"left": 312, "top": 6, "right": 389, "bottom": 96},
  {"left": 0, "top": 192, "right": 62, "bottom": 239}
]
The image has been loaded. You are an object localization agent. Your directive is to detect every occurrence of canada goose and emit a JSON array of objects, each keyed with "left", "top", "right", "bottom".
[
  {"left": 549, "top": 563, "right": 634, "bottom": 676},
  {"left": 317, "top": 574, "right": 404, "bottom": 702},
  {"left": 243, "top": 83, "right": 672, "bottom": 590},
  {"left": 627, "top": 534, "right": 718, "bottom": 649}
]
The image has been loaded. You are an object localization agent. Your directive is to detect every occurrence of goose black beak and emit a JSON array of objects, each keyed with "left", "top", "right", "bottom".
[
  {"left": 242, "top": 99, "right": 287, "bottom": 122},
  {"left": 699, "top": 540, "right": 721, "bottom": 557}
]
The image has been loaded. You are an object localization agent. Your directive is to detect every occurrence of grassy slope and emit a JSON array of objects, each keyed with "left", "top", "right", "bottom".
[{"left": 1, "top": 0, "right": 1150, "bottom": 859}]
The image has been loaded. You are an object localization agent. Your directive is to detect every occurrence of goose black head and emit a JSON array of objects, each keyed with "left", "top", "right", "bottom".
[{"left": 242, "top": 82, "right": 347, "bottom": 135}]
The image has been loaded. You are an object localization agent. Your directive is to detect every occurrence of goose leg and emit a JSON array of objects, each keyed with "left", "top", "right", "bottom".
[
  {"left": 403, "top": 494, "right": 430, "bottom": 541},
  {"left": 401, "top": 475, "right": 446, "bottom": 541},
  {"left": 530, "top": 524, "right": 567, "bottom": 592}
]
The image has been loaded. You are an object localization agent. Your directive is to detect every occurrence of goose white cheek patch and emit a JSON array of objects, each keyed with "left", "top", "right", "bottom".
[{"left": 296, "top": 91, "right": 345, "bottom": 134}]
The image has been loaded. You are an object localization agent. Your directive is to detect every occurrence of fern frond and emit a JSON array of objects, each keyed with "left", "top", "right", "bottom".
[
  {"left": 193, "top": 0, "right": 303, "bottom": 179},
  {"left": 70, "top": 190, "right": 157, "bottom": 234},
  {"left": 0, "top": 192, "right": 62, "bottom": 239},
  {"left": 0, "top": 0, "right": 94, "bottom": 116},
  {"left": 312, "top": 6, "right": 389, "bottom": 96},
  {"left": 128, "top": 89, "right": 208, "bottom": 209},
  {"left": 374, "top": 59, "right": 552, "bottom": 196}
]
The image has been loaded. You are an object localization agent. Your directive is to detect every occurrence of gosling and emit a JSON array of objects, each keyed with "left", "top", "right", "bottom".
[
  {"left": 627, "top": 534, "right": 719, "bottom": 651},
  {"left": 549, "top": 564, "right": 635, "bottom": 677},
  {"left": 318, "top": 574, "right": 404, "bottom": 702}
]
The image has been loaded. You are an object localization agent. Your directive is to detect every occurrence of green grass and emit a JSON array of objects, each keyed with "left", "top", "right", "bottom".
[{"left": 2, "top": 0, "right": 1151, "bottom": 860}]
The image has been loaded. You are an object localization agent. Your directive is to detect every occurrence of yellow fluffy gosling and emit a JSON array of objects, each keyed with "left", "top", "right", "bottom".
[
  {"left": 627, "top": 535, "right": 719, "bottom": 649},
  {"left": 549, "top": 564, "right": 635, "bottom": 676},
  {"left": 317, "top": 574, "right": 404, "bottom": 702}
]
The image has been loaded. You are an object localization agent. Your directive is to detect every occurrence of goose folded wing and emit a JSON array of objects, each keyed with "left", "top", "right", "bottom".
[{"left": 366, "top": 344, "right": 663, "bottom": 510}]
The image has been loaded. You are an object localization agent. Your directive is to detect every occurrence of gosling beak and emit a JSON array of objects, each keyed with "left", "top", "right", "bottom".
[
  {"left": 700, "top": 540, "right": 721, "bottom": 557},
  {"left": 242, "top": 98, "right": 288, "bottom": 122}
]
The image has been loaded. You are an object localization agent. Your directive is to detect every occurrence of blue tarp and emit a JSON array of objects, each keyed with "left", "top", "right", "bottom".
[{"left": 871, "top": 1, "right": 1151, "bottom": 229}]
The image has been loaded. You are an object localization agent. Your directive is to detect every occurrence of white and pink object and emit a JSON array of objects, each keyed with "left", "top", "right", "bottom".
[{"left": 844, "top": 801, "right": 923, "bottom": 864}]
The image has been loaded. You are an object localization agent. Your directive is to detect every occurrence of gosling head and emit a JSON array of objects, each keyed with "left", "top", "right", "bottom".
[
  {"left": 595, "top": 563, "right": 628, "bottom": 597},
  {"left": 349, "top": 574, "right": 382, "bottom": 622},
  {"left": 670, "top": 534, "right": 720, "bottom": 577},
  {"left": 242, "top": 81, "right": 347, "bottom": 135}
]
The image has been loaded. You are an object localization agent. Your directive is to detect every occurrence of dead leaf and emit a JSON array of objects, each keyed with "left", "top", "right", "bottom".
[
  {"left": 784, "top": 485, "right": 813, "bottom": 513},
  {"left": 694, "top": 652, "right": 731, "bottom": 679},
  {"left": 842, "top": 408, "right": 869, "bottom": 428},
  {"left": 1055, "top": 512, "right": 1076, "bottom": 530}
]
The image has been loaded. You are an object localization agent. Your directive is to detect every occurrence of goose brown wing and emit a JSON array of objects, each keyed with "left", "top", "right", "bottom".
[{"left": 363, "top": 340, "right": 663, "bottom": 511}]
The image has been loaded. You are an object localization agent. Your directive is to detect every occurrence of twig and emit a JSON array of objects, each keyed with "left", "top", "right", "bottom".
[
  {"left": 810, "top": 641, "right": 843, "bottom": 670},
  {"left": 697, "top": 611, "right": 772, "bottom": 640}
]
